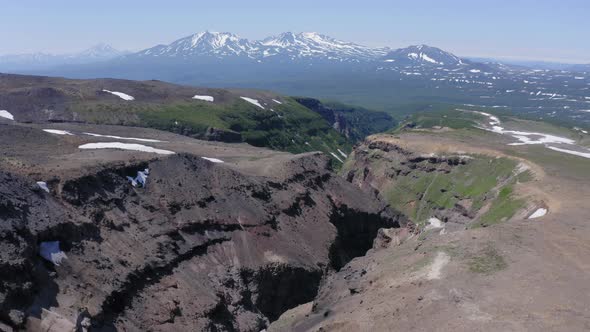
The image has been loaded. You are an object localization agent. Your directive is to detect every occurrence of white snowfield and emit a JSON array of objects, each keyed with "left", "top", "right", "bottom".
[
  {"left": 547, "top": 146, "right": 590, "bottom": 159},
  {"left": 0, "top": 110, "right": 14, "bottom": 120},
  {"left": 272, "top": 99, "right": 283, "bottom": 104},
  {"left": 501, "top": 129, "right": 575, "bottom": 146},
  {"left": 102, "top": 89, "right": 135, "bottom": 101},
  {"left": 201, "top": 157, "right": 224, "bottom": 163},
  {"left": 529, "top": 208, "right": 548, "bottom": 219},
  {"left": 337, "top": 149, "right": 348, "bottom": 158},
  {"left": 78, "top": 142, "right": 175, "bottom": 155},
  {"left": 471, "top": 110, "right": 590, "bottom": 159},
  {"left": 83, "top": 132, "right": 163, "bottom": 143},
  {"left": 240, "top": 97, "right": 265, "bottom": 109},
  {"left": 192, "top": 95, "right": 214, "bottom": 102},
  {"left": 43, "top": 129, "right": 74, "bottom": 136}
]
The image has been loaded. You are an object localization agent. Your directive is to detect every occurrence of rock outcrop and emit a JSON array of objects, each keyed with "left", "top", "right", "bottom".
[{"left": 203, "top": 127, "right": 243, "bottom": 143}]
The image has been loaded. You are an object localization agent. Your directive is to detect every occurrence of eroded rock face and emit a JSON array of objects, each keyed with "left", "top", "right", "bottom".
[
  {"left": 342, "top": 138, "right": 479, "bottom": 229},
  {"left": 0, "top": 171, "right": 100, "bottom": 329},
  {"left": 293, "top": 97, "right": 395, "bottom": 142},
  {"left": 0, "top": 152, "right": 405, "bottom": 331}
]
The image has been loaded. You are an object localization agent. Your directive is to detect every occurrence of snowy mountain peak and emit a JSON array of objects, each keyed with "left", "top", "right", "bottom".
[
  {"left": 382, "top": 44, "right": 465, "bottom": 67},
  {"left": 299, "top": 31, "right": 331, "bottom": 42},
  {"left": 259, "top": 32, "right": 389, "bottom": 61},
  {"left": 189, "top": 31, "right": 244, "bottom": 48},
  {"left": 77, "top": 43, "right": 125, "bottom": 58},
  {"left": 261, "top": 32, "right": 298, "bottom": 47},
  {"left": 136, "top": 31, "right": 256, "bottom": 58}
]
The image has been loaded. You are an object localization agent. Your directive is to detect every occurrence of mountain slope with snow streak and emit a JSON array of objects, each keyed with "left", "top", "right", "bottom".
[{"left": 381, "top": 44, "right": 465, "bottom": 67}]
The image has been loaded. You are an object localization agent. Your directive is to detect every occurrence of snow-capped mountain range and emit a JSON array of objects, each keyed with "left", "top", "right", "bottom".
[
  {"left": 132, "top": 31, "right": 392, "bottom": 63},
  {"left": 259, "top": 32, "right": 390, "bottom": 61},
  {"left": 2, "top": 31, "right": 588, "bottom": 73}
]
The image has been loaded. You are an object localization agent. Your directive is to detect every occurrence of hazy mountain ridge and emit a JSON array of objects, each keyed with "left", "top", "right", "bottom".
[
  {"left": 0, "top": 43, "right": 128, "bottom": 70},
  {"left": 2, "top": 31, "right": 589, "bottom": 73}
]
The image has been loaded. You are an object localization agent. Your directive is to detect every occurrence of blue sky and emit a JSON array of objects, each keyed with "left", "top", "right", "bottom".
[{"left": 1, "top": 0, "right": 589, "bottom": 63}]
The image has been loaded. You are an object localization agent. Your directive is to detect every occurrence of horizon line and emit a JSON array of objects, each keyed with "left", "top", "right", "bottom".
[{"left": 0, "top": 30, "right": 587, "bottom": 65}]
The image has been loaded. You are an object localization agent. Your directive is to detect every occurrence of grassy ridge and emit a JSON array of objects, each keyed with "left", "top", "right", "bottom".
[{"left": 71, "top": 96, "right": 355, "bottom": 162}]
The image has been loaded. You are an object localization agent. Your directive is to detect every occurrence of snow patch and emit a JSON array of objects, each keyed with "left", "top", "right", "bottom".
[
  {"left": 330, "top": 152, "right": 344, "bottom": 163},
  {"left": 192, "top": 95, "right": 214, "bottom": 102},
  {"left": 421, "top": 53, "right": 439, "bottom": 64},
  {"left": 547, "top": 146, "right": 590, "bottom": 159},
  {"left": 425, "top": 217, "right": 444, "bottom": 230},
  {"left": 337, "top": 149, "right": 348, "bottom": 158},
  {"left": 102, "top": 89, "right": 135, "bottom": 101},
  {"left": 43, "top": 129, "right": 74, "bottom": 136},
  {"left": 528, "top": 208, "right": 548, "bottom": 219},
  {"left": 78, "top": 142, "right": 174, "bottom": 155},
  {"left": 471, "top": 111, "right": 577, "bottom": 146},
  {"left": 471, "top": 110, "right": 590, "bottom": 159},
  {"left": 272, "top": 99, "right": 283, "bottom": 104},
  {"left": 127, "top": 168, "right": 149, "bottom": 187},
  {"left": 40, "top": 241, "right": 67, "bottom": 266},
  {"left": 0, "top": 110, "right": 14, "bottom": 120},
  {"left": 37, "top": 181, "right": 49, "bottom": 193},
  {"left": 240, "top": 97, "right": 265, "bottom": 109},
  {"left": 201, "top": 157, "right": 224, "bottom": 163},
  {"left": 84, "top": 132, "right": 162, "bottom": 142}
]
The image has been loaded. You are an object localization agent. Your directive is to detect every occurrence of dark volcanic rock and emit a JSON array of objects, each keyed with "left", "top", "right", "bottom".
[
  {"left": 0, "top": 171, "right": 98, "bottom": 329},
  {"left": 0, "top": 151, "right": 405, "bottom": 331}
]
